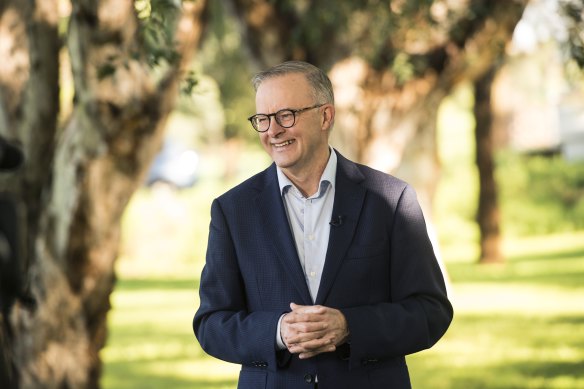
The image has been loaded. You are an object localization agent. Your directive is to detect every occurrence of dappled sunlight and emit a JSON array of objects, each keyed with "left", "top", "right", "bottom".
[
  {"left": 409, "top": 310, "right": 584, "bottom": 389},
  {"left": 451, "top": 283, "right": 584, "bottom": 315},
  {"left": 150, "top": 359, "right": 239, "bottom": 383},
  {"left": 406, "top": 228, "right": 584, "bottom": 388}
]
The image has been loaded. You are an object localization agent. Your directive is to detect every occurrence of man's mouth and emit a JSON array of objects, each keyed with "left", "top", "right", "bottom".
[{"left": 273, "top": 139, "right": 295, "bottom": 148}]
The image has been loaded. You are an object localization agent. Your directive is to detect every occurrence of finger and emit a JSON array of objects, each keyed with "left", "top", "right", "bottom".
[
  {"left": 284, "top": 313, "right": 325, "bottom": 326},
  {"left": 284, "top": 328, "right": 329, "bottom": 345},
  {"left": 288, "top": 336, "right": 334, "bottom": 353},
  {"left": 290, "top": 303, "right": 327, "bottom": 315},
  {"left": 298, "top": 344, "right": 336, "bottom": 359},
  {"left": 289, "top": 320, "right": 329, "bottom": 333}
]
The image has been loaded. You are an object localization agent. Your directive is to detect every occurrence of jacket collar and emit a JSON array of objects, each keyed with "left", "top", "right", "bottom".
[{"left": 316, "top": 151, "right": 366, "bottom": 304}]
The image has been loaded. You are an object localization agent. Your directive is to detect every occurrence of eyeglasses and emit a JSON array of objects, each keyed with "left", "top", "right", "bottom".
[{"left": 247, "top": 104, "right": 324, "bottom": 133}]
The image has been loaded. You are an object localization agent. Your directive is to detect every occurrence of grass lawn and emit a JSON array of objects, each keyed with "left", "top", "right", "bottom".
[
  {"left": 101, "top": 176, "right": 584, "bottom": 388},
  {"left": 408, "top": 232, "right": 584, "bottom": 389}
]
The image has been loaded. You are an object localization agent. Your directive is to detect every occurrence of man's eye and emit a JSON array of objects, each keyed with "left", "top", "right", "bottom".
[{"left": 279, "top": 112, "right": 294, "bottom": 121}]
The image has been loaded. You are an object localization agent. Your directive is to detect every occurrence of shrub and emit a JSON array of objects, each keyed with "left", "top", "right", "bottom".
[{"left": 496, "top": 151, "right": 584, "bottom": 235}]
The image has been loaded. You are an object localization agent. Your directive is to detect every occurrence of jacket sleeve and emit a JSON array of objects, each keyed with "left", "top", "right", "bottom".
[
  {"left": 193, "top": 199, "right": 285, "bottom": 369},
  {"left": 340, "top": 185, "right": 453, "bottom": 369}
]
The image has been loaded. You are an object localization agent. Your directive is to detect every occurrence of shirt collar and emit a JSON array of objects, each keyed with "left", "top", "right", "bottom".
[{"left": 277, "top": 147, "right": 337, "bottom": 198}]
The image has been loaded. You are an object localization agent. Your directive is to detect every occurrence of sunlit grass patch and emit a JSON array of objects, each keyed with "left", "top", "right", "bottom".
[
  {"left": 406, "top": 230, "right": 584, "bottom": 388},
  {"left": 102, "top": 277, "right": 240, "bottom": 388},
  {"left": 409, "top": 312, "right": 584, "bottom": 389}
]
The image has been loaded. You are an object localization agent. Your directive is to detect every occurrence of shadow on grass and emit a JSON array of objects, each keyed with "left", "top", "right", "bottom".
[
  {"left": 103, "top": 363, "right": 237, "bottom": 389},
  {"left": 103, "top": 352, "right": 236, "bottom": 389},
  {"left": 447, "top": 245, "right": 584, "bottom": 288},
  {"left": 446, "top": 360, "right": 584, "bottom": 389},
  {"left": 508, "top": 360, "right": 584, "bottom": 379},
  {"left": 409, "top": 313, "right": 584, "bottom": 389},
  {"left": 116, "top": 277, "right": 199, "bottom": 291},
  {"left": 550, "top": 315, "right": 584, "bottom": 326},
  {"left": 510, "top": 246, "right": 584, "bottom": 263}
]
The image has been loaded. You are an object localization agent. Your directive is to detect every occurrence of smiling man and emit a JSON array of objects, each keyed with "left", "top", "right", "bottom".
[{"left": 193, "top": 61, "right": 453, "bottom": 389}]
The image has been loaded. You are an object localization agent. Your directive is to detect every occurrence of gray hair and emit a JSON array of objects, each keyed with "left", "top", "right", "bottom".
[{"left": 251, "top": 61, "right": 335, "bottom": 105}]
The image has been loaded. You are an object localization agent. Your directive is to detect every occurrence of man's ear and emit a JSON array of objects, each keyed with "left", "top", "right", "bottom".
[{"left": 321, "top": 104, "right": 335, "bottom": 131}]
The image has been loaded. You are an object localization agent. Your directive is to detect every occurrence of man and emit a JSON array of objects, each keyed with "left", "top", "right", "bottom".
[{"left": 193, "top": 61, "right": 453, "bottom": 389}]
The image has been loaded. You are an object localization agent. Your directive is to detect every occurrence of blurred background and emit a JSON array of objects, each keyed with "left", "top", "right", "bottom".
[{"left": 0, "top": 0, "right": 583, "bottom": 388}]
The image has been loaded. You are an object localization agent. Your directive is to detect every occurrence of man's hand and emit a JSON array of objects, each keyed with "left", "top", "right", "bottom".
[{"left": 280, "top": 303, "right": 350, "bottom": 359}]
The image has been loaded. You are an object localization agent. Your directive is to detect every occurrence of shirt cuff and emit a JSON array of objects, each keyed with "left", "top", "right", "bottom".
[{"left": 276, "top": 313, "right": 287, "bottom": 350}]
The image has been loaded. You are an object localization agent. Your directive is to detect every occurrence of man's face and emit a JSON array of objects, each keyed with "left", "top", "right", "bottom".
[{"left": 255, "top": 74, "right": 331, "bottom": 176}]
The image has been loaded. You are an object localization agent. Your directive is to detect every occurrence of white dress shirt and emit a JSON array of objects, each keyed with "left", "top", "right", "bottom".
[{"left": 275, "top": 148, "right": 337, "bottom": 349}]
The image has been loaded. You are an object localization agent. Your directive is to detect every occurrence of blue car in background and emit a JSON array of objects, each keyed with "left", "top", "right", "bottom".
[{"left": 146, "top": 140, "right": 199, "bottom": 189}]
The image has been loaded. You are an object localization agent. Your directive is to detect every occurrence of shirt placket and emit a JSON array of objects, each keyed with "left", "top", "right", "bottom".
[{"left": 305, "top": 197, "right": 320, "bottom": 301}]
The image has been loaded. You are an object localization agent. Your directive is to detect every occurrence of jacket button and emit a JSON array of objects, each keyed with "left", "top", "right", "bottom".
[
  {"left": 303, "top": 373, "right": 314, "bottom": 383},
  {"left": 362, "top": 358, "right": 379, "bottom": 366}
]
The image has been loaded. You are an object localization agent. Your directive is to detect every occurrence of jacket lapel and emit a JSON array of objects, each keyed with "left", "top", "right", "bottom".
[
  {"left": 255, "top": 165, "right": 313, "bottom": 305},
  {"left": 315, "top": 153, "right": 366, "bottom": 305}
]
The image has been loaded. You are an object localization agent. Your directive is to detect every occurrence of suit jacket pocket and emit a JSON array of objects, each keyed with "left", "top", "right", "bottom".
[
  {"left": 238, "top": 368, "right": 267, "bottom": 389},
  {"left": 345, "top": 243, "right": 387, "bottom": 260},
  {"left": 367, "top": 357, "right": 411, "bottom": 389}
]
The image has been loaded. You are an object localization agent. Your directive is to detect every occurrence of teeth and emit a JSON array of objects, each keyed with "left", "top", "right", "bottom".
[{"left": 274, "top": 140, "right": 294, "bottom": 147}]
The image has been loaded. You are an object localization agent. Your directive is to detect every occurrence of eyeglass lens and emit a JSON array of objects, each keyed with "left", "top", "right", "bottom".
[{"left": 252, "top": 110, "right": 295, "bottom": 132}]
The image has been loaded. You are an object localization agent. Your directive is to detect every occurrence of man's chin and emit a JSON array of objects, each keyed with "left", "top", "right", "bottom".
[{"left": 272, "top": 154, "right": 295, "bottom": 168}]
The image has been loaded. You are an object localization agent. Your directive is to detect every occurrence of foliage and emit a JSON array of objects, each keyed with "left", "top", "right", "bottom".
[
  {"left": 560, "top": 0, "right": 584, "bottom": 68},
  {"left": 195, "top": 1, "right": 256, "bottom": 141},
  {"left": 135, "top": 0, "right": 182, "bottom": 66},
  {"left": 96, "top": 0, "right": 187, "bottom": 81},
  {"left": 434, "top": 83, "right": 480, "bottom": 247},
  {"left": 435, "top": 83, "right": 584, "bottom": 239},
  {"left": 496, "top": 151, "right": 584, "bottom": 236},
  {"left": 133, "top": 0, "right": 200, "bottom": 93}
]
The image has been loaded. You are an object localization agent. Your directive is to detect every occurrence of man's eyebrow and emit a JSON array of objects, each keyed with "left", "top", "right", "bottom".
[{"left": 255, "top": 107, "right": 295, "bottom": 115}]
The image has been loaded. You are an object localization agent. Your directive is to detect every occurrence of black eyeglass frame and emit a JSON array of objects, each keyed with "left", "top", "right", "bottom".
[{"left": 247, "top": 104, "right": 325, "bottom": 133}]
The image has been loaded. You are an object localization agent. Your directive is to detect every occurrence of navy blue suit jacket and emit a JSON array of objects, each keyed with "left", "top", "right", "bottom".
[{"left": 194, "top": 151, "right": 453, "bottom": 389}]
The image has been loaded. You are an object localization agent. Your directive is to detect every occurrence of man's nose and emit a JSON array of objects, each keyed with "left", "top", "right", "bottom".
[{"left": 267, "top": 117, "right": 285, "bottom": 137}]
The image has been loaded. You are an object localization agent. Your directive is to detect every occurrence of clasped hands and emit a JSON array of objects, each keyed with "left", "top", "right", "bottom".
[{"left": 280, "top": 303, "right": 349, "bottom": 359}]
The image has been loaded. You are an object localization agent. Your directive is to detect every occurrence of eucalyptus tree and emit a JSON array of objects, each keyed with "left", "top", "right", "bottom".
[
  {"left": 0, "top": 0, "right": 207, "bottom": 387},
  {"left": 226, "top": 0, "right": 526, "bottom": 263}
]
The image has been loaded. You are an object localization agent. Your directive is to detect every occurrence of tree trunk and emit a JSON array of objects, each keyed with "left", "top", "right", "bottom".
[
  {"left": 0, "top": 1, "right": 207, "bottom": 387},
  {"left": 327, "top": 57, "right": 444, "bottom": 216},
  {"left": 474, "top": 67, "right": 503, "bottom": 264},
  {"left": 0, "top": 1, "right": 60, "bottom": 385}
]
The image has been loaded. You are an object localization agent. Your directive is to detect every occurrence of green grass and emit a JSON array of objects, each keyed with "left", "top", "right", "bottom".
[{"left": 407, "top": 231, "right": 584, "bottom": 389}]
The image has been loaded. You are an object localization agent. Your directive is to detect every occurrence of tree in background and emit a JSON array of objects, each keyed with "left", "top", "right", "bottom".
[
  {"left": 0, "top": 0, "right": 207, "bottom": 387},
  {"left": 562, "top": 0, "right": 584, "bottom": 68},
  {"left": 473, "top": 0, "right": 584, "bottom": 262},
  {"left": 225, "top": 0, "right": 526, "bottom": 263},
  {"left": 474, "top": 67, "right": 502, "bottom": 263}
]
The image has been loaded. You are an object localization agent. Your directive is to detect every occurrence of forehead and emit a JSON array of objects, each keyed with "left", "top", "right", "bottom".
[{"left": 255, "top": 74, "right": 313, "bottom": 110}]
